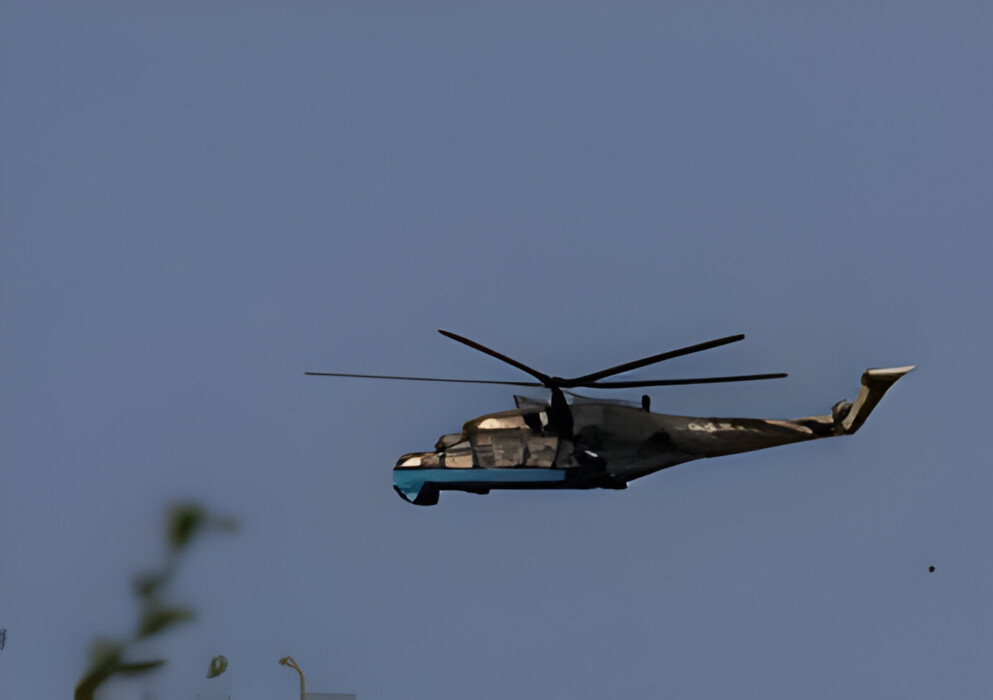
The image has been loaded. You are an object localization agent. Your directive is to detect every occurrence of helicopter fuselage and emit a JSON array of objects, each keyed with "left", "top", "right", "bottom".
[{"left": 393, "top": 366, "right": 913, "bottom": 505}]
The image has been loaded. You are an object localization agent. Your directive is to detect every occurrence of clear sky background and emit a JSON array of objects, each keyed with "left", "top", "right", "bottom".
[{"left": 2, "top": 2, "right": 991, "bottom": 699}]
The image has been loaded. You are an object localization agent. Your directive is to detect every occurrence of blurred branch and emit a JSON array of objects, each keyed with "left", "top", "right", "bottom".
[{"left": 74, "top": 502, "right": 237, "bottom": 700}]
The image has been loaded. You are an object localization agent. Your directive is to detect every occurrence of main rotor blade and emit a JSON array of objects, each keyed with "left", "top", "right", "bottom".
[
  {"left": 584, "top": 372, "right": 788, "bottom": 389},
  {"left": 438, "top": 330, "right": 554, "bottom": 386},
  {"left": 305, "top": 371, "right": 543, "bottom": 387},
  {"left": 562, "top": 334, "right": 746, "bottom": 387}
]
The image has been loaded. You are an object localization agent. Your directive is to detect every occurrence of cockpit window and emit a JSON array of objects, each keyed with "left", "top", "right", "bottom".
[
  {"left": 525, "top": 437, "right": 558, "bottom": 467},
  {"left": 476, "top": 414, "right": 528, "bottom": 430},
  {"left": 514, "top": 395, "right": 547, "bottom": 410},
  {"left": 435, "top": 433, "right": 464, "bottom": 451},
  {"left": 471, "top": 429, "right": 525, "bottom": 467},
  {"left": 440, "top": 440, "right": 473, "bottom": 468}
]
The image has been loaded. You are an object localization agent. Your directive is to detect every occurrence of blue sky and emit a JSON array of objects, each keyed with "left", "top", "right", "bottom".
[{"left": 2, "top": 2, "right": 992, "bottom": 698}]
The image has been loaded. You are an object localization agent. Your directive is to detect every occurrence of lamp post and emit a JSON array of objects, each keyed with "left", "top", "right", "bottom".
[{"left": 279, "top": 656, "right": 305, "bottom": 700}]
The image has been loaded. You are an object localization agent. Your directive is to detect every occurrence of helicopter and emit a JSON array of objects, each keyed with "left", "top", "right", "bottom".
[{"left": 308, "top": 330, "right": 913, "bottom": 506}]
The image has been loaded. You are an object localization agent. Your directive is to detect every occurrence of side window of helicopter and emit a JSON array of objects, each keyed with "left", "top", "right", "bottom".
[
  {"left": 524, "top": 435, "right": 558, "bottom": 467},
  {"left": 440, "top": 440, "right": 474, "bottom": 468},
  {"left": 435, "top": 433, "right": 464, "bottom": 451},
  {"left": 470, "top": 429, "right": 526, "bottom": 468}
]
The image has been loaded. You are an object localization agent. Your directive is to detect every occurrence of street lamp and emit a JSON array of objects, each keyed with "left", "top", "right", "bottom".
[{"left": 279, "top": 656, "right": 305, "bottom": 700}]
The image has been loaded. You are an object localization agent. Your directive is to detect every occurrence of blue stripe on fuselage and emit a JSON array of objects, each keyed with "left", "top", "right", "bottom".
[{"left": 393, "top": 468, "right": 566, "bottom": 501}]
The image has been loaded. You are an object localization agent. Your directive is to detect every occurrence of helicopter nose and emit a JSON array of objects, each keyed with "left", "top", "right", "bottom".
[
  {"left": 393, "top": 455, "right": 442, "bottom": 506},
  {"left": 395, "top": 450, "right": 442, "bottom": 469},
  {"left": 395, "top": 452, "right": 428, "bottom": 468}
]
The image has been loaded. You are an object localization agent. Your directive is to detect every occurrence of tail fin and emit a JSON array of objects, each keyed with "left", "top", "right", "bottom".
[{"left": 838, "top": 366, "right": 915, "bottom": 434}]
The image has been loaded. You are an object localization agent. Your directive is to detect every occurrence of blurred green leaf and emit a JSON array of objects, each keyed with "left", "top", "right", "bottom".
[
  {"left": 137, "top": 606, "right": 195, "bottom": 638},
  {"left": 87, "top": 638, "right": 124, "bottom": 667},
  {"left": 167, "top": 503, "right": 206, "bottom": 551},
  {"left": 77, "top": 641, "right": 124, "bottom": 700},
  {"left": 207, "top": 654, "right": 228, "bottom": 678},
  {"left": 116, "top": 659, "right": 167, "bottom": 676},
  {"left": 75, "top": 671, "right": 109, "bottom": 700},
  {"left": 76, "top": 655, "right": 166, "bottom": 700}
]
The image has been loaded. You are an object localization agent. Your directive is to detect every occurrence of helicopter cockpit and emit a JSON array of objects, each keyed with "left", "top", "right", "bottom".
[
  {"left": 394, "top": 406, "right": 563, "bottom": 472},
  {"left": 463, "top": 408, "right": 560, "bottom": 468}
]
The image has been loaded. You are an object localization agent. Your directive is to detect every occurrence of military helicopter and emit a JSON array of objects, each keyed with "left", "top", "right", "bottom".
[{"left": 308, "top": 330, "right": 913, "bottom": 506}]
